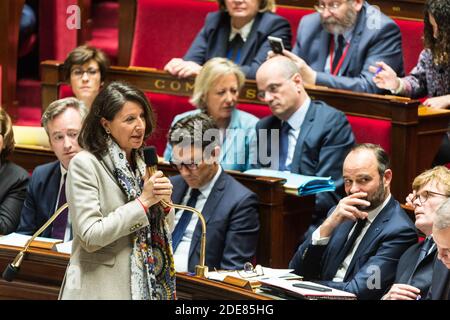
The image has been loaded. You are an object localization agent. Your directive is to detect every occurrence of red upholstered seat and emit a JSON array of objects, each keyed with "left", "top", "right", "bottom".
[
  {"left": 394, "top": 19, "right": 424, "bottom": 74},
  {"left": 276, "top": 7, "right": 314, "bottom": 46},
  {"left": 346, "top": 115, "right": 392, "bottom": 155},
  {"left": 59, "top": 84, "right": 74, "bottom": 99},
  {"left": 130, "top": 0, "right": 218, "bottom": 69}
]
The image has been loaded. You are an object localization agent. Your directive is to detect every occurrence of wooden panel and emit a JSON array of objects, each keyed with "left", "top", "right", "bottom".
[{"left": 118, "top": 0, "right": 136, "bottom": 66}]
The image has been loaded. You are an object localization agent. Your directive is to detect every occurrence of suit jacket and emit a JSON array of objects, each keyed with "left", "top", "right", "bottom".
[
  {"left": 427, "top": 259, "right": 450, "bottom": 300},
  {"left": 17, "top": 161, "right": 61, "bottom": 237},
  {"left": 170, "top": 170, "right": 259, "bottom": 272},
  {"left": 256, "top": 100, "right": 355, "bottom": 227},
  {"left": 164, "top": 108, "right": 258, "bottom": 172},
  {"left": 59, "top": 151, "right": 174, "bottom": 300},
  {"left": 292, "top": 2, "right": 404, "bottom": 93},
  {"left": 0, "top": 161, "right": 28, "bottom": 234},
  {"left": 184, "top": 11, "right": 291, "bottom": 79},
  {"left": 289, "top": 196, "right": 417, "bottom": 300},
  {"left": 393, "top": 240, "right": 437, "bottom": 297}
]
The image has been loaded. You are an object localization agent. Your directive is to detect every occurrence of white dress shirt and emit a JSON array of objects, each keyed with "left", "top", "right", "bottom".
[
  {"left": 55, "top": 165, "right": 72, "bottom": 242},
  {"left": 270, "top": 97, "right": 311, "bottom": 171},
  {"left": 229, "top": 19, "right": 255, "bottom": 42},
  {"left": 173, "top": 166, "right": 223, "bottom": 272},
  {"left": 312, "top": 194, "right": 392, "bottom": 282}
]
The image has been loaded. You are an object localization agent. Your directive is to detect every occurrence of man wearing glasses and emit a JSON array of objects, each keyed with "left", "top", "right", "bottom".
[
  {"left": 167, "top": 113, "right": 259, "bottom": 273},
  {"left": 255, "top": 56, "right": 355, "bottom": 233},
  {"left": 383, "top": 166, "right": 450, "bottom": 300},
  {"left": 278, "top": 0, "right": 404, "bottom": 93},
  {"left": 427, "top": 198, "right": 450, "bottom": 300}
]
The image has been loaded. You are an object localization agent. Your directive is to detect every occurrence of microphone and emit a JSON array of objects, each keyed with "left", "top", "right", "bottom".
[
  {"left": 143, "top": 146, "right": 208, "bottom": 278},
  {"left": 2, "top": 203, "right": 69, "bottom": 282}
]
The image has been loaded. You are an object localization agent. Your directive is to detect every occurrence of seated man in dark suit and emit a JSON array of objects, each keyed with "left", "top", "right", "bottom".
[
  {"left": 168, "top": 113, "right": 259, "bottom": 273},
  {"left": 427, "top": 198, "right": 450, "bottom": 300},
  {"left": 279, "top": 0, "right": 404, "bottom": 93},
  {"left": 255, "top": 55, "right": 355, "bottom": 231},
  {"left": 289, "top": 144, "right": 417, "bottom": 300},
  {"left": 382, "top": 166, "right": 450, "bottom": 300},
  {"left": 17, "top": 98, "right": 88, "bottom": 240}
]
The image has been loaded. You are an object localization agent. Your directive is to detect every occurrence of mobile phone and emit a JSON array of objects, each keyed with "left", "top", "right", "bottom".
[{"left": 268, "top": 36, "right": 285, "bottom": 54}]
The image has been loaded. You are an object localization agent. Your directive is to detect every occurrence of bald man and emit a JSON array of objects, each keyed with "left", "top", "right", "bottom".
[{"left": 255, "top": 56, "right": 355, "bottom": 232}]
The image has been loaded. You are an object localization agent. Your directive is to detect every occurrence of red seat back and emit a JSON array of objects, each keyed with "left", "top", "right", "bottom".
[
  {"left": 394, "top": 19, "right": 424, "bottom": 74},
  {"left": 276, "top": 7, "right": 314, "bottom": 46},
  {"left": 130, "top": 0, "right": 218, "bottom": 69},
  {"left": 346, "top": 115, "right": 392, "bottom": 154}
]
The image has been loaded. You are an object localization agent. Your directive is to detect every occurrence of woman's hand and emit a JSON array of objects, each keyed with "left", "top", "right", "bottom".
[
  {"left": 423, "top": 95, "right": 450, "bottom": 109},
  {"left": 138, "top": 171, "right": 173, "bottom": 208},
  {"left": 370, "top": 61, "right": 400, "bottom": 91}
]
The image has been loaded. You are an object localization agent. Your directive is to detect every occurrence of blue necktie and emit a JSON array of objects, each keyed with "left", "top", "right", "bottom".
[
  {"left": 279, "top": 121, "right": 291, "bottom": 171},
  {"left": 51, "top": 174, "right": 69, "bottom": 240},
  {"left": 332, "top": 34, "right": 346, "bottom": 73},
  {"left": 171, "top": 188, "right": 201, "bottom": 252},
  {"left": 227, "top": 33, "right": 244, "bottom": 63},
  {"left": 407, "top": 237, "right": 434, "bottom": 284}
]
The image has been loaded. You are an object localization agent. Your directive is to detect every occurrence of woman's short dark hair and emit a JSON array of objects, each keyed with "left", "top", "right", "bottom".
[
  {"left": 0, "top": 108, "right": 15, "bottom": 161},
  {"left": 424, "top": 0, "right": 450, "bottom": 65},
  {"left": 63, "top": 45, "right": 110, "bottom": 82},
  {"left": 79, "top": 81, "right": 155, "bottom": 158}
]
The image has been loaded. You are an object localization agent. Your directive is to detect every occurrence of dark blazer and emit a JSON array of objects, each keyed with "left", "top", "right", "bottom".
[
  {"left": 292, "top": 2, "right": 404, "bottom": 93},
  {"left": 170, "top": 170, "right": 259, "bottom": 272},
  {"left": 184, "top": 11, "right": 291, "bottom": 79},
  {"left": 393, "top": 240, "right": 437, "bottom": 297},
  {"left": 426, "top": 259, "right": 450, "bottom": 300},
  {"left": 256, "top": 100, "right": 355, "bottom": 227},
  {"left": 0, "top": 161, "right": 29, "bottom": 234},
  {"left": 17, "top": 161, "right": 61, "bottom": 237},
  {"left": 289, "top": 196, "right": 418, "bottom": 300}
]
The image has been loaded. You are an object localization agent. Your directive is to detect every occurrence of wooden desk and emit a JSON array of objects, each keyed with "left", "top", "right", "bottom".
[
  {"left": 0, "top": 244, "right": 268, "bottom": 300},
  {"left": 11, "top": 145, "right": 315, "bottom": 268},
  {"left": 40, "top": 61, "right": 450, "bottom": 202}
]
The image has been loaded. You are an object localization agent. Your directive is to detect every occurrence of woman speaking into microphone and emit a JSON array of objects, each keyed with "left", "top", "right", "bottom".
[{"left": 59, "top": 82, "right": 175, "bottom": 300}]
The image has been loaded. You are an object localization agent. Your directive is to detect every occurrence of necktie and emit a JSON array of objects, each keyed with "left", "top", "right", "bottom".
[
  {"left": 407, "top": 237, "right": 435, "bottom": 284},
  {"left": 227, "top": 33, "right": 244, "bottom": 63},
  {"left": 332, "top": 34, "right": 346, "bottom": 73},
  {"left": 279, "top": 121, "right": 291, "bottom": 171},
  {"left": 51, "top": 174, "right": 69, "bottom": 240},
  {"left": 171, "top": 188, "right": 201, "bottom": 252},
  {"left": 331, "top": 219, "right": 367, "bottom": 276}
]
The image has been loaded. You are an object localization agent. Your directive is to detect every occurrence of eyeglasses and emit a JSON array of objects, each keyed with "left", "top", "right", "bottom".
[
  {"left": 314, "top": 1, "right": 349, "bottom": 14},
  {"left": 169, "top": 160, "right": 199, "bottom": 171},
  {"left": 214, "top": 262, "right": 264, "bottom": 279},
  {"left": 412, "top": 190, "right": 448, "bottom": 205},
  {"left": 71, "top": 68, "right": 99, "bottom": 78},
  {"left": 256, "top": 78, "right": 290, "bottom": 101}
]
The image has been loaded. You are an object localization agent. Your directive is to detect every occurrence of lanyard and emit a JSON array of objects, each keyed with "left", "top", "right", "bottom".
[{"left": 329, "top": 37, "right": 350, "bottom": 76}]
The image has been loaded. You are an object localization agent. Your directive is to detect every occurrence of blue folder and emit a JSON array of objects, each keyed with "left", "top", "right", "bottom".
[{"left": 244, "top": 169, "right": 335, "bottom": 196}]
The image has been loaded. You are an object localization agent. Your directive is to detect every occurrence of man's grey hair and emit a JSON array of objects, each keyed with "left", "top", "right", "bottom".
[
  {"left": 41, "top": 97, "right": 88, "bottom": 134},
  {"left": 434, "top": 198, "right": 450, "bottom": 230}
]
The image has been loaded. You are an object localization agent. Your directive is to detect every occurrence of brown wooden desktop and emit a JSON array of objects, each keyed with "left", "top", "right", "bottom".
[{"left": 0, "top": 244, "right": 269, "bottom": 300}]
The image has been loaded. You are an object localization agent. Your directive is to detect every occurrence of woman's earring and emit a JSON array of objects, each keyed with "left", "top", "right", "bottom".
[{"left": 105, "top": 128, "right": 111, "bottom": 135}]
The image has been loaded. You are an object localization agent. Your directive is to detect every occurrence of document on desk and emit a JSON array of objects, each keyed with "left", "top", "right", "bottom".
[
  {"left": 259, "top": 278, "right": 356, "bottom": 300},
  {"left": 54, "top": 241, "right": 72, "bottom": 254},
  {"left": 207, "top": 267, "right": 296, "bottom": 282},
  {"left": 0, "top": 232, "right": 61, "bottom": 247}
]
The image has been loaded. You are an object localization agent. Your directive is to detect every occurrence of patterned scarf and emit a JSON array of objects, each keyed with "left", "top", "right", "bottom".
[{"left": 106, "top": 138, "right": 176, "bottom": 300}]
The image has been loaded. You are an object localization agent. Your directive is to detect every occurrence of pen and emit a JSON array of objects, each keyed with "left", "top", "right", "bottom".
[
  {"left": 375, "top": 66, "right": 383, "bottom": 75},
  {"left": 416, "top": 295, "right": 421, "bottom": 300}
]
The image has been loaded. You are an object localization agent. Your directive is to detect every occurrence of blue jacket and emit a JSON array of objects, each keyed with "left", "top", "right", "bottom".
[
  {"left": 185, "top": 11, "right": 291, "bottom": 79},
  {"left": 293, "top": 2, "right": 404, "bottom": 93},
  {"left": 17, "top": 161, "right": 61, "bottom": 237},
  {"left": 170, "top": 170, "right": 259, "bottom": 272},
  {"left": 289, "top": 196, "right": 417, "bottom": 300},
  {"left": 164, "top": 108, "right": 258, "bottom": 172},
  {"left": 256, "top": 100, "right": 355, "bottom": 227}
]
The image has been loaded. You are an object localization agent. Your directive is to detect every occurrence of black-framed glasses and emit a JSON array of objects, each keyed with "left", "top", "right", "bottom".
[
  {"left": 412, "top": 190, "right": 448, "bottom": 205},
  {"left": 169, "top": 160, "right": 199, "bottom": 171},
  {"left": 314, "top": 0, "right": 349, "bottom": 14},
  {"left": 71, "top": 67, "right": 99, "bottom": 78}
]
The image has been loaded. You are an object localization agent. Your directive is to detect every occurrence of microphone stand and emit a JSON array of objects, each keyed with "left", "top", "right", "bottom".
[
  {"left": 147, "top": 167, "right": 208, "bottom": 278},
  {"left": 2, "top": 203, "right": 69, "bottom": 282}
]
